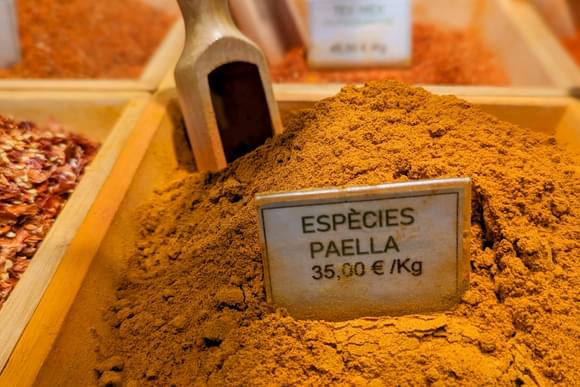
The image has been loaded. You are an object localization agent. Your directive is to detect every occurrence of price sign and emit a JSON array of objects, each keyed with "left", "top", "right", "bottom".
[
  {"left": 0, "top": 0, "right": 20, "bottom": 69},
  {"left": 307, "top": 0, "right": 411, "bottom": 68},
  {"left": 256, "top": 178, "right": 471, "bottom": 321}
]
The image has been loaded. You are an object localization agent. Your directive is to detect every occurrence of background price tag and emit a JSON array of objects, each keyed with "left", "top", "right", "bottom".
[
  {"left": 0, "top": 0, "right": 21, "bottom": 69},
  {"left": 256, "top": 178, "right": 471, "bottom": 321},
  {"left": 307, "top": 0, "right": 412, "bottom": 68}
]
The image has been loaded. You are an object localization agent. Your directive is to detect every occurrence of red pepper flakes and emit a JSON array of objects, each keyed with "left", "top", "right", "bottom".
[
  {"left": 0, "top": 0, "right": 175, "bottom": 79},
  {"left": 0, "top": 116, "right": 99, "bottom": 307},
  {"left": 270, "top": 22, "right": 509, "bottom": 85}
]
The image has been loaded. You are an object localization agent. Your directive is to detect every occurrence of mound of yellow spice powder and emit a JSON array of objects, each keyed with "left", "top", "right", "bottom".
[{"left": 96, "top": 81, "right": 579, "bottom": 386}]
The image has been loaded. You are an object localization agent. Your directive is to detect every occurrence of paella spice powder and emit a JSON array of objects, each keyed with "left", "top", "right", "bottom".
[{"left": 97, "top": 81, "right": 578, "bottom": 385}]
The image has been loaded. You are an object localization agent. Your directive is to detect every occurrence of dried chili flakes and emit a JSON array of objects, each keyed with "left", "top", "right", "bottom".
[
  {"left": 0, "top": 0, "right": 175, "bottom": 79},
  {"left": 0, "top": 116, "right": 98, "bottom": 307}
]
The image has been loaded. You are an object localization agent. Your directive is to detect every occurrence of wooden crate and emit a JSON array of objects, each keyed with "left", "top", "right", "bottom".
[
  {"left": 0, "top": 2, "right": 183, "bottom": 92},
  {"left": 413, "top": 0, "right": 575, "bottom": 88},
  {"left": 257, "top": 0, "right": 579, "bottom": 95},
  {"left": 0, "top": 90, "right": 150, "bottom": 377},
  {"left": 1, "top": 88, "right": 576, "bottom": 386}
]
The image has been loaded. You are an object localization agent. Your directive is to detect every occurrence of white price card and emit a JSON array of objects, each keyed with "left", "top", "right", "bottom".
[
  {"left": 307, "top": 0, "right": 412, "bottom": 68},
  {"left": 256, "top": 178, "right": 471, "bottom": 321},
  {"left": 0, "top": 0, "right": 21, "bottom": 68}
]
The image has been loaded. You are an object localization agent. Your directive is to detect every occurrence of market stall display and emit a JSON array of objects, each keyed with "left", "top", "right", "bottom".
[
  {"left": 17, "top": 83, "right": 578, "bottom": 386},
  {"left": 0, "top": 0, "right": 182, "bottom": 91},
  {"left": 0, "top": 0, "right": 579, "bottom": 385},
  {"left": 0, "top": 91, "right": 150, "bottom": 375}
]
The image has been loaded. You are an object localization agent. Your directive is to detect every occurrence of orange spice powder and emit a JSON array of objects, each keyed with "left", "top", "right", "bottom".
[
  {"left": 0, "top": 0, "right": 175, "bottom": 79},
  {"left": 561, "top": 31, "right": 580, "bottom": 65},
  {"left": 270, "top": 23, "right": 509, "bottom": 85}
]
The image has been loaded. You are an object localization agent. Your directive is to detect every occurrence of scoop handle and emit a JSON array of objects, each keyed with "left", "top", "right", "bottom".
[
  {"left": 177, "top": 0, "right": 241, "bottom": 42},
  {"left": 0, "top": 0, "right": 21, "bottom": 68},
  {"left": 229, "top": 0, "right": 287, "bottom": 65}
]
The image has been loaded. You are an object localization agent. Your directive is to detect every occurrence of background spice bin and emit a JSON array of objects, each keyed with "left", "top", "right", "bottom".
[
  {"left": 0, "top": 2, "right": 183, "bottom": 92},
  {"left": 411, "top": 0, "right": 579, "bottom": 88},
  {"left": 5, "top": 0, "right": 576, "bottom": 93},
  {"left": 1, "top": 87, "right": 575, "bottom": 386},
  {"left": 0, "top": 90, "right": 150, "bottom": 377},
  {"left": 235, "top": 0, "right": 580, "bottom": 92}
]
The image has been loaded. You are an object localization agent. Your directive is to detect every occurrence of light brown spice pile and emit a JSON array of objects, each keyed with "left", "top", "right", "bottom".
[
  {"left": 0, "top": 116, "right": 98, "bottom": 307},
  {"left": 97, "top": 81, "right": 578, "bottom": 386},
  {"left": 270, "top": 23, "right": 509, "bottom": 85},
  {"left": 0, "top": 0, "right": 174, "bottom": 79}
]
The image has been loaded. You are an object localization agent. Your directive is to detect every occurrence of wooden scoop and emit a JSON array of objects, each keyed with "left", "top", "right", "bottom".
[
  {"left": 175, "top": 0, "right": 283, "bottom": 172},
  {"left": 0, "top": 0, "right": 21, "bottom": 68}
]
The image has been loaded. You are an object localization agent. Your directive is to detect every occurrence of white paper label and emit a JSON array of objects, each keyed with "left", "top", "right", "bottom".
[
  {"left": 256, "top": 178, "right": 471, "bottom": 321},
  {"left": 307, "top": 0, "right": 411, "bottom": 68},
  {"left": 0, "top": 0, "right": 21, "bottom": 68}
]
